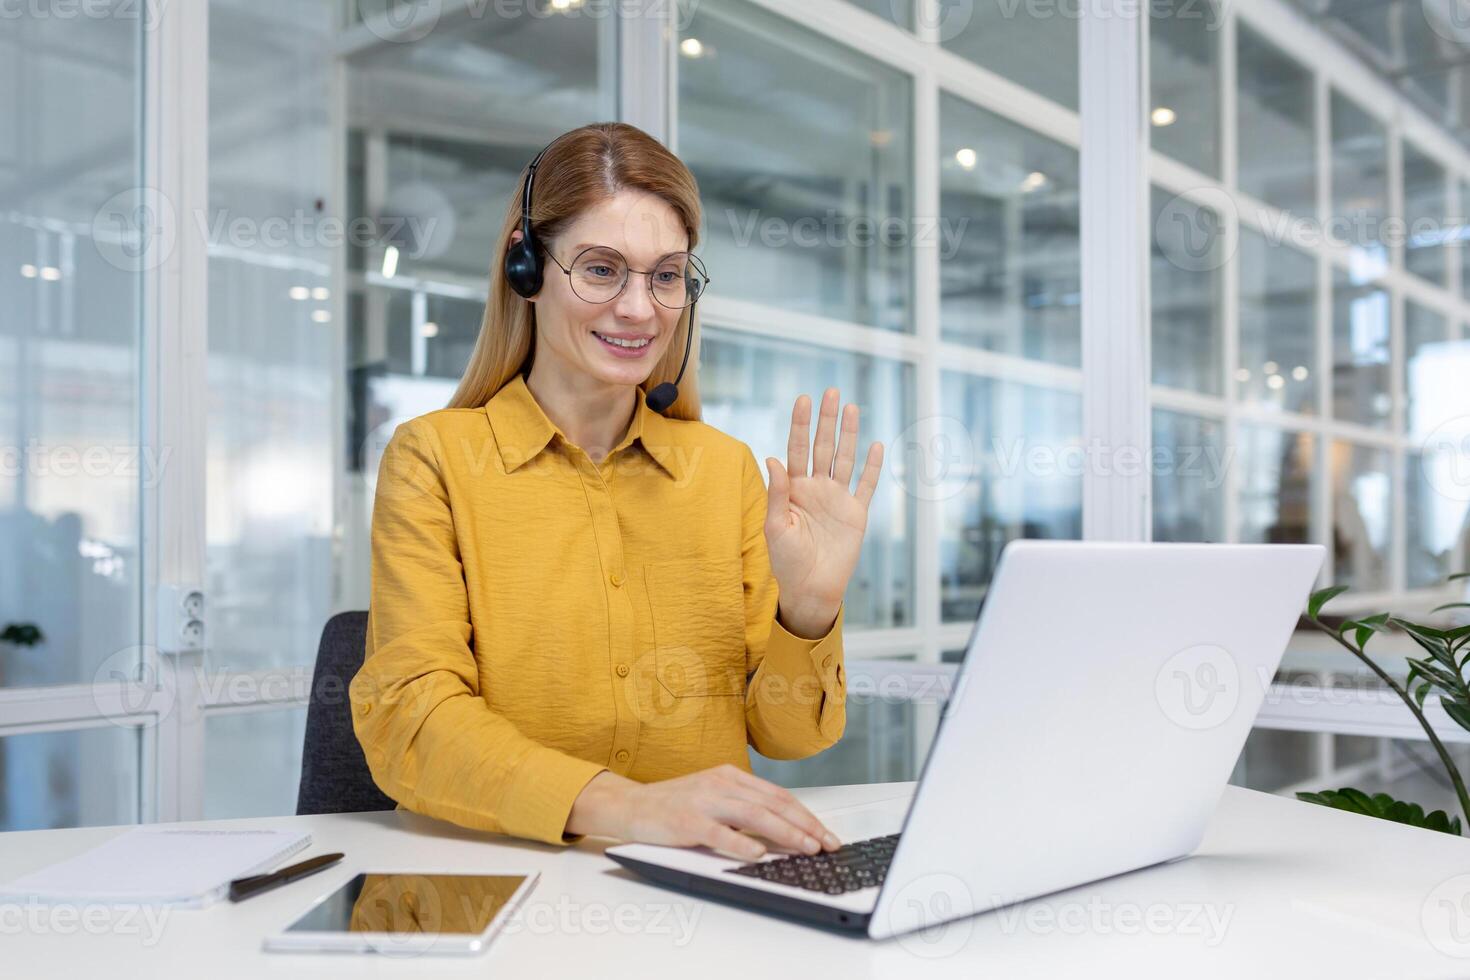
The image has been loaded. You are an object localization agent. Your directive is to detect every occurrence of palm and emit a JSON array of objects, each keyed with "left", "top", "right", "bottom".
[{"left": 764, "top": 389, "right": 884, "bottom": 618}]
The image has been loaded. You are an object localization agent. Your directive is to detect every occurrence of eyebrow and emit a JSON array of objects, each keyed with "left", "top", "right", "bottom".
[{"left": 570, "top": 243, "right": 689, "bottom": 261}]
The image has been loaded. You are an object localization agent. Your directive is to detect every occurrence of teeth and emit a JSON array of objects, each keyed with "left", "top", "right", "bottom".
[{"left": 595, "top": 332, "right": 650, "bottom": 349}]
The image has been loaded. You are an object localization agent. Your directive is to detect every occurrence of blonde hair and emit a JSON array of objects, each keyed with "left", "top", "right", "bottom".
[{"left": 448, "top": 122, "right": 704, "bottom": 419}]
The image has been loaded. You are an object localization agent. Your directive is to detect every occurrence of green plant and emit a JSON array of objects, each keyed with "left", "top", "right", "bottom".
[
  {"left": 1299, "top": 574, "right": 1470, "bottom": 836},
  {"left": 0, "top": 623, "right": 43, "bottom": 647}
]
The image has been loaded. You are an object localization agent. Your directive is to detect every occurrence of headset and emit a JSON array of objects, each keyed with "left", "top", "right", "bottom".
[{"left": 503, "top": 133, "right": 698, "bottom": 415}]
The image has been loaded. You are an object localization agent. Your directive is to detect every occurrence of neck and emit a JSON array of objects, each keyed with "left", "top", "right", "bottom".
[{"left": 524, "top": 358, "right": 639, "bottom": 465}]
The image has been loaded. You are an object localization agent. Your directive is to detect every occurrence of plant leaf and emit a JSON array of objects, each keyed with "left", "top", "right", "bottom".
[
  {"left": 1432, "top": 603, "right": 1470, "bottom": 614},
  {"left": 1308, "top": 586, "right": 1349, "bottom": 620},
  {"left": 1296, "top": 788, "right": 1463, "bottom": 835},
  {"left": 1442, "top": 699, "right": 1470, "bottom": 733},
  {"left": 1346, "top": 613, "right": 1391, "bottom": 649},
  {"left": 1408, "top": 657, "right": 1460, "bottom": 691},
  {"left": 1413, "top": 680, "right": 1433, "bottom": 709},
  {"left": 1448, "top": 572, "right": 1470, "bottom": 582}
]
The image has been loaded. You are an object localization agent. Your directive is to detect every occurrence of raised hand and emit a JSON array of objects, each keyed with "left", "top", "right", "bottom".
[{"left": 763, "top": 388, "right": 884, "bottom": 639}]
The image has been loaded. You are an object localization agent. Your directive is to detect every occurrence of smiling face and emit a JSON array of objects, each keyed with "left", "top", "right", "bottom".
[{"left": 520, "top": 189, "right": 691, "bottom": 390}]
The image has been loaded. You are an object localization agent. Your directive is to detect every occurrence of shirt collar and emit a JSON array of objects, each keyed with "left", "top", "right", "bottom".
[{"left": 484, "top": 373, "right": 683, "bottom": 482}]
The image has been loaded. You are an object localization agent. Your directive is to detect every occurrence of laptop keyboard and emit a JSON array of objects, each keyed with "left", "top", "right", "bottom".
[{"left": 724, "top": 834, "right": 899, "bottom": 895}]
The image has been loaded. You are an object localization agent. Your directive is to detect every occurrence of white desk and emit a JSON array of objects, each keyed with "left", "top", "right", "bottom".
[{"left": 4, "top": 781, "right": 1469, "bottom": 978}]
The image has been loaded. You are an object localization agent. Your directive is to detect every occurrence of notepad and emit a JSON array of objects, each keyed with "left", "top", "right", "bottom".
[{"left": 0, "top": 827, "right": 312, "bottom": 908}]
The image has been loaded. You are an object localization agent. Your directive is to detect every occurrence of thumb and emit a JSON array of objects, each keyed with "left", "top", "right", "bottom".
[{"left": 764, "top": 457, "right": 789, "bottom": 532}]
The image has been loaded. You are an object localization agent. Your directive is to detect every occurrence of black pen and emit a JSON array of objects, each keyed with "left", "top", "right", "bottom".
[{"left": 228, "top": 852, "right": 345, "bottom": 903}]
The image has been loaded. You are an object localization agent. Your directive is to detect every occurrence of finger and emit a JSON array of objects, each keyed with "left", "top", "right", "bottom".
[
  {"left": 764, "top": 457, "right": 789, "bottom": 534},
  {"left": 711, "top": 796, "right": 823, "bottom": 855},
  {"left": 854, "top": 441, "right": 884, "bottom": 509},
  {"left": 831, "top": 403, "right": 860, "bottom": 488},
  {"left": 718, "top": 768, "right": 842, "bottom": 850},
  {"left": 786, "top": 394, "right": 812, "bottom": 477},
  {"left": 700, "top": 821, "right": 766, "bottom": 862},
  {"left": 810, "top": 388, "right": 839, "bottom": 479}
]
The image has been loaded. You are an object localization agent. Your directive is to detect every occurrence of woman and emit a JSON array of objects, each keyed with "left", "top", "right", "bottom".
[{"left": 350, "top": 122, "right": 884, "bottom": 862}]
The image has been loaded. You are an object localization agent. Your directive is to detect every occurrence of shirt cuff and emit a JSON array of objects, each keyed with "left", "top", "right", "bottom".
[
  {"left": 496, "top": 746, "right": 608, "bottom": 846},
  {"left": 765, "top": 601, "right": 846, "bottom": 702}
]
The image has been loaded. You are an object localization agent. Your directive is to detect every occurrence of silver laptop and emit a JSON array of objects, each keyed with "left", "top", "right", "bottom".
[{"left": 606, "top": 541, "right": 1325, "bottom": 939}]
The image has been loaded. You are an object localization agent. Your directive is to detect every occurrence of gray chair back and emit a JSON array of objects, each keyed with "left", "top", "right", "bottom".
[{"left": 296, "top": 611, "right": 397, "bottom": 815}]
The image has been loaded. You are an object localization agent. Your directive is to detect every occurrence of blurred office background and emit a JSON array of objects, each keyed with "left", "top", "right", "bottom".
[{"left": 1, "top": 0, "right": 1469, "bottom": 830}]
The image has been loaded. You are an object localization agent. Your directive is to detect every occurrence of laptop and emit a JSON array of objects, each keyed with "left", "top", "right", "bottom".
[{"left": 606, "top": 541, "right": 1326, "bottom": 939}]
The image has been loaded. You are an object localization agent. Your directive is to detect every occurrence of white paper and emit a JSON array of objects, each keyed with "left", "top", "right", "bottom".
[{"left": 0, "top": 827, "right": 313, "bottom": 908}]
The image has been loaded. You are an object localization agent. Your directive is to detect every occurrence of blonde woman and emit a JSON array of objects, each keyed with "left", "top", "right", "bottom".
[{"left": 351, "top": 123, "right": 884, "bottom": 862}]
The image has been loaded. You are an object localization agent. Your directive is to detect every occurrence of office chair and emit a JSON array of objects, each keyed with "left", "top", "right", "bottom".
[{"left": 296, "top": 611, "right": 398, "bottom": 815}]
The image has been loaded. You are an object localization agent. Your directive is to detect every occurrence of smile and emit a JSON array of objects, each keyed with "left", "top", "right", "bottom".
[{"left": 593, "top": 332, "right": 652, "bottom": 352}]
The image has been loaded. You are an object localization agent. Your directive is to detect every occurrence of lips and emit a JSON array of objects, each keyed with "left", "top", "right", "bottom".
[{"left": 592, "top": 330, "right": 654, "bottom": 358}]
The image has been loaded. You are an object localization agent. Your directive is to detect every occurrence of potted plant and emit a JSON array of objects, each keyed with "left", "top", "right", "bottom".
[{"left": 1297, "top": 575, "right": 1470, "bottom": 835}]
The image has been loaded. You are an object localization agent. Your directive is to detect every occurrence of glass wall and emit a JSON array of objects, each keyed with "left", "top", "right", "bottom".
[{"left": 0, "top": 0, "right": 146, "bottom": 830}]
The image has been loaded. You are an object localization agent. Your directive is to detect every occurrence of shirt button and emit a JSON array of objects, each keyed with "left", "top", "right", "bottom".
[
  {"left": 615, "top": 664, "right": 630, "bottom": 678},
  {"left": 609, "top": 571, "right": 625, "bottom": 588},
  {"left": 822, "top": 655, "right": 833, "bottom": 668},
  {"left": 358, "top": 702, "right": 372, "bottom": 715},
  {"left": 615, "top": 749, "right": 631, "bottom": 763}
]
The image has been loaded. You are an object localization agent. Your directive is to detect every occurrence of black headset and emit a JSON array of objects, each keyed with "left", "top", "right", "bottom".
[{"left": 503, "top": 134, "right": 697, "bottom": 415}]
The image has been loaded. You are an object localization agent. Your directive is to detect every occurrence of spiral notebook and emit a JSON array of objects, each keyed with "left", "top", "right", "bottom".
[{"left": 0, "top": 827, "right": 312, "bottom": 908}]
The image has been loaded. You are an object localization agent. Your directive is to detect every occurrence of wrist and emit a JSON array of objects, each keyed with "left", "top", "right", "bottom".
[
  {"left": 565, "top": 770, "right": 635, "bottom": 839},
  {"left": 777, "top": 598, "right": 840, "bottom": 640}
]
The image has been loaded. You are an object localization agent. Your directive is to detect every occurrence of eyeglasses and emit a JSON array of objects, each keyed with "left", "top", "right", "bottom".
[{"left": 543, "top": 244, "right": 710, "bottom": 310}]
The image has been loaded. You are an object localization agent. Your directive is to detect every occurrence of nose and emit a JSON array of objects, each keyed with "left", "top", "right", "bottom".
[{"left": 612, "top": 273, "right": 657, "bottom": 322}]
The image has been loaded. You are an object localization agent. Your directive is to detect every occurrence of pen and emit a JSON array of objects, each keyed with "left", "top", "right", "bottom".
[{"left": 228, "top": 852, "right": 345, "bottom": 903}]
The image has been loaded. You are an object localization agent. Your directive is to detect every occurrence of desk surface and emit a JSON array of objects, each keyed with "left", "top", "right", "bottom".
[{"left": 4, "top": 782, "right": 1469, "bottom": 978}]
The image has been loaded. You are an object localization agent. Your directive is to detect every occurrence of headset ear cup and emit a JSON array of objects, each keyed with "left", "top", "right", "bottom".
[{"left": 503, "top": 237, "right": 544, "bottom": 298}]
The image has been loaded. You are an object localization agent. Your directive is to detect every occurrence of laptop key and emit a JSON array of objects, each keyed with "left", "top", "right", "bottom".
[{"left": 724, "top": 834, "right": 900, "bottom": 895}]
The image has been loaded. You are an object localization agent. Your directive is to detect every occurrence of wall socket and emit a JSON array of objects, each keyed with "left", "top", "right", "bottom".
[{"left": 158, "top": 584, "right": 206, "bottom": 653}]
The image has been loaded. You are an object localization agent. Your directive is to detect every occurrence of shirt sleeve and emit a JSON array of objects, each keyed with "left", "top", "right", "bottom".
[
  {"left": 738, "top": 445, "right": 847, "bottom": 759},
  {"left": 349, "top": 418, "right": 607, "bottom": 846}
]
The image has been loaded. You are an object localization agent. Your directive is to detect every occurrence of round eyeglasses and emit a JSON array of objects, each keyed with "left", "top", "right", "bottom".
[{"left": 543, "top": 245, "right": 710, "bottom": 309}]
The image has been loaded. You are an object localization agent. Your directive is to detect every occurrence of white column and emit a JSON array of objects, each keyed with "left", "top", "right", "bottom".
[{"left": 1079, "top": 0, "right": 1152, "bottom": 541}]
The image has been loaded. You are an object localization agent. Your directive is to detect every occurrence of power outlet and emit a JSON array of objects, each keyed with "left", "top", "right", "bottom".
[{"left": 158, "top": 585, "right": 206, "bottom": 653}]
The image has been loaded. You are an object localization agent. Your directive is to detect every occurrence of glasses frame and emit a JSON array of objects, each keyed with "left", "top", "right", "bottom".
[{"left": 542, "top": 244, "right": 711, "bottom": 310}]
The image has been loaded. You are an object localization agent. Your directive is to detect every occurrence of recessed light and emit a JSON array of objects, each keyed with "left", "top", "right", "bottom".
[
  {"left": 1151, "top": 107, "right": 1177, "bottom": 127},
  {"left": 680, "top": 38, "right": 704, "bottom": 58},
  {"left": 289, "top": 286, "right": 310, "bottom": 301},
  {"left": 312, "top": 309, "right": 331, "bottom": 323},
  {"left": 20, "top": 264, "right": 37, "bottom": 278},
  {"left": 312, "top": 286, "right": 330, "bottom": 301},
  {"left": 422, "top": 321, "right": 440, "bottom": 338},
  {"left": 955, "top": 148, "right": 977, "bottom": 170},
  {"left": 382, "top": 246, "right": 400, "bottom": 279}
]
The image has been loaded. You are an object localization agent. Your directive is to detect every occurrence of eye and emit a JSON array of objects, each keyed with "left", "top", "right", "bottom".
[
  {"left": 653, "top": 269, "right": 681, "bottom": 285},
  {"left": 585, "top": 264, "right": 616, "bottom": 279}
]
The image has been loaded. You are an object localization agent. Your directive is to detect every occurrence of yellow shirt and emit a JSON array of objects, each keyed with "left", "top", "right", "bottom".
[{"left": 350, "top": 373, "right": 847, "bottom": 846}]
